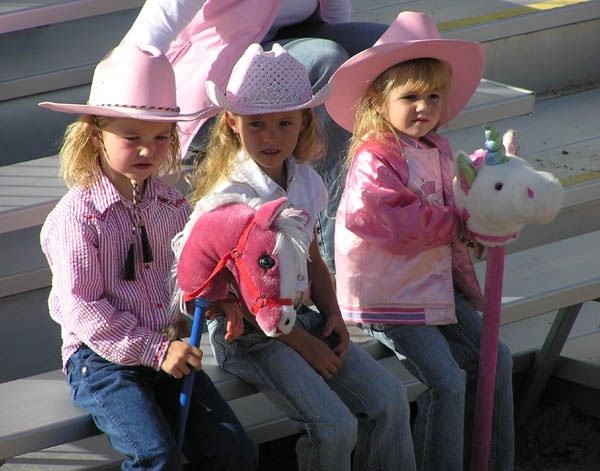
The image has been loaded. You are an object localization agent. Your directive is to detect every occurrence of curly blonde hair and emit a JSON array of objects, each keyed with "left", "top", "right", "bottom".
[
  {"left": 187, "top": 109, "right": 324, "bottom": 204},
  {"left": 347, "top": 58, "right": 451, "bottom": 163},
  {"left": 58, "top": 115, "right": 181, "bottom": 188}
]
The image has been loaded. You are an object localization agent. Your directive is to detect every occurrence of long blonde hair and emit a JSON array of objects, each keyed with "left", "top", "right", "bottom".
[
  {"left": 348, "top": 58, "right": 451, "bottom": 162},
  {"left": 187, "top": 109, "right": 324, "bottom": 204},
  {"left": 59, "top": 115, "right": 182, "bottom": 188}
]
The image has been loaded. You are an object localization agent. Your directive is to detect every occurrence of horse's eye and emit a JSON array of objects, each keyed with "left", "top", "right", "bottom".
[
  {"left": 494, "top": 182, "right": 504, "bottom": 191},
  {"left": 258, "top": 254, "right": 275, "bottom": 270}
]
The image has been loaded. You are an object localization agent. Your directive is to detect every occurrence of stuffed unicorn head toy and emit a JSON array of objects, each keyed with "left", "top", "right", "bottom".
[
  {"left": 453, "top": 125, "right": 564, "bottom": 247},
  {"left": 173, "top": 196, "right": 310, "bottom": 337}
]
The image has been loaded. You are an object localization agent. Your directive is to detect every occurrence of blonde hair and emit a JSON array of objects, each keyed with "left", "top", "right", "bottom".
[
  {"left": 58, "top": 115, "right": 182, "bottom": 188},
  {"left": 348, "top": 58, "right": 451, "bottom": 162},
  {"left": 187, "top": 109, "right": 324, "bottom": 204}
]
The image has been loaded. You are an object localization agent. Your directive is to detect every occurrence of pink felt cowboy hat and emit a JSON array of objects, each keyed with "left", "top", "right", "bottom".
[
  {"left": 206, "top": 43, "right": 331, "bottom": 115},
  {"left": 39, "top": 45, "right": 215, "bottom": 122},
  {"left": 325, "top": 11, "right": 485, "bottom": 132}
]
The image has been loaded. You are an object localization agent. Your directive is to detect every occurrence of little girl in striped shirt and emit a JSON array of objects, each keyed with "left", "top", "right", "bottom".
[{"left": 39, "top": 45, "right": 256, "bottom": 471}]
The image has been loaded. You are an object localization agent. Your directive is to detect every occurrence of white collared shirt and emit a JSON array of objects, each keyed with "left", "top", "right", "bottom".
[{"left": 211, "top": 153, "right": 328, "bottom": 239}]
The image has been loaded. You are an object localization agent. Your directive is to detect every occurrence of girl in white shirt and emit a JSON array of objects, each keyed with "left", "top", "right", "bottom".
[{"left": 173, "top": 43, "right": 417, "bottom": 471}]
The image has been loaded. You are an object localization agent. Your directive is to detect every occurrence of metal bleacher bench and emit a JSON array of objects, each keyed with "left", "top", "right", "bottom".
[
  {"left": 0, "top": 335, "right": 424, "bottom": 464},
  {"left": 2, "top": 229, "right": 600, "bottom": 464}
]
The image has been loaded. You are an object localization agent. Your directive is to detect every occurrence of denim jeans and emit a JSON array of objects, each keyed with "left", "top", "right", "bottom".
[
  {"left": 363, "top": 292, "right": 515, "bottom": 471},
  {"left": 208, "top": 307, "right": 416, "bottom": 471},
  {"left": 66, "top": 345, "right": 258, "bottom": 471}
]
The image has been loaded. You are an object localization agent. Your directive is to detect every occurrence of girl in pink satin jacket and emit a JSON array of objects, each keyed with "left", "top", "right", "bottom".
[{"left": 325, "top": 12, "right": 515, "bottom": 471}]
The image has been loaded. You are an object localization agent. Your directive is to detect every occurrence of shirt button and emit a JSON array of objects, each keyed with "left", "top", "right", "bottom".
[{"left": 156, "top": 303, "right": 162, "bottom": 309}]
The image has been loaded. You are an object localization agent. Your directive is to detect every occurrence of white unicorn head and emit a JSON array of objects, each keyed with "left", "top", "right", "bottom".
[{"left": 453, "top": 125, "right": 564, "bottom": 247}]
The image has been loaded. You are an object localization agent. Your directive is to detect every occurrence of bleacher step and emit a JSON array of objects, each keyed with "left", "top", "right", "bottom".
[
  {"left": 445, "top": 86, "right": 600, "bottom": 184},
  {"left": 0, "top": 0, "right": 142, "bottom": 35},
  {"left": 355, "top": 0, "right": 600, "bottom": 93},
  {"left": 0, "top": 8, "right": 141, "bottom": 102}
]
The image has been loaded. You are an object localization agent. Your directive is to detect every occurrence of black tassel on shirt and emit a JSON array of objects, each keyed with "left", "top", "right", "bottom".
[
  {"left": 123, "top": 236, "right": 137, "bottom": 281},
  {"left": 140, "top": 223, "right": 153, "bottom": 264},
  {"left": 122, "top": 180, "right": 153, "bottom": 280}
]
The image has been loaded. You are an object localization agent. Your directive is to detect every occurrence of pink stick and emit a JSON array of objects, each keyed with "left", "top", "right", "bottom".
[{"left": 471, "top": 246, "right": 505, "bottom": 471}]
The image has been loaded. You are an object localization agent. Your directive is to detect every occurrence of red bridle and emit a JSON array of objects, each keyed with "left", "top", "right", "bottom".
[{"left": 183, "top": 214, "right": 293, "bottom": 314}]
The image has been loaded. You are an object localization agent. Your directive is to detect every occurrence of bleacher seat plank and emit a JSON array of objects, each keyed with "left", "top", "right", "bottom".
[{"left": 0, "top": 0, "right": 143, "bottom": 35}]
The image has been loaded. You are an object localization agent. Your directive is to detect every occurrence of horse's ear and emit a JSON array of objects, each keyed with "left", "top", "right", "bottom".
[
  {"left": 503, "top": 129, "right": 520, "bottom": 156},
  {"left": 456, "top": 151, "right": 477, "bottom": 194},
  {"left": 255, "top": 197, "right": 289, "bottom": 229}
]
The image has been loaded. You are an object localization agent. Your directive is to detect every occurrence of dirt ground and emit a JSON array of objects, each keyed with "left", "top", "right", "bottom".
[
  {"left": 514, "top": 400, "right": 600, "bottom": 471},
  {"left": 257, "top": 400, "right": 600, "bottom": 470}
]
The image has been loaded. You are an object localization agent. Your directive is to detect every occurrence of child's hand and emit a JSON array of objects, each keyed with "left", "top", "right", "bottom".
[
  {"left": 322, "top": 313, "right": 350, "bottom": 360},
  {"left": 299, "top": 334, "right": 342, "bottom": 380},
  {"left": 161, "top": 340, "right": 203, "bottom": 379},
  {"left": 278, "top": 327, "right": 341, "bottom": 380},
  {"left": 467, "top": 240, "right": 485, "bottom": 259},
  {"left": 206, "top": 298, "right": 244, "bottom": 342}
]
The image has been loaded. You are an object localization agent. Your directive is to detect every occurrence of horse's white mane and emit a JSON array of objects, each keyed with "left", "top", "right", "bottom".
[{"left": 169, "top": 193, "right": 310, "bottom": 316}]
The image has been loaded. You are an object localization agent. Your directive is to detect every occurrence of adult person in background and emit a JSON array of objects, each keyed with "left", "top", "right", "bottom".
[{"left": 121, "top": 0, "right": 388, "bottom": 273}]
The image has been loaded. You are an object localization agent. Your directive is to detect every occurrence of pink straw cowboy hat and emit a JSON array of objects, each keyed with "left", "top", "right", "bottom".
[
  {"left": 206, "top": 43, "right": 331, "bottom": 114},
  {"left": 39, "top": 45, "right": 214, "bottom": 122},
  {"left": 325, "top": 11, "right": 485, "bottom": 132}
]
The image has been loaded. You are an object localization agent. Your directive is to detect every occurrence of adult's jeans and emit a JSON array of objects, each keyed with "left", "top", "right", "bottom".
[
  {"left": 363, "top": 292, "right": 515, "bottom": 471},
  {"left": 208, "top": 306, "right": 416, "bottom": 471},
  {"left": 67, "top": 345, "right": 258, "bottom": 471}
]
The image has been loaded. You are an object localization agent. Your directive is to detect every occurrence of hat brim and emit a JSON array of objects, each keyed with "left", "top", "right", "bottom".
[
  {"left": 206, "top": 81, "right": 332, "bottom": 115},
  {"left": 38, "top": 102, "right": 218, "bottom": 122},
  {"left": 325, "top": 39, "right": 485, "bottom": 132}
]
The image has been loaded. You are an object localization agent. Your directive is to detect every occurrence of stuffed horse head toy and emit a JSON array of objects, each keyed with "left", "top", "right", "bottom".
[
  {"left": 453, "top": 125, "right": 564, "bottom": 247},
  {"left": 173, "top": 196, "right": 310, "bottom": 337}
]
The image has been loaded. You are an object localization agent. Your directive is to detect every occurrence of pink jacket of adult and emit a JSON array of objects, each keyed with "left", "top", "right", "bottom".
[
  {"left": 335, "top": 133, "right": 483, "bottom": 326},
  {"left": 124, "top": 0, "right": 351, "bottom": 155}
]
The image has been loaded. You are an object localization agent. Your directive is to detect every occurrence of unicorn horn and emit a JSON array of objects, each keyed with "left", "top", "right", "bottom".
[{"left": 483, "top": 125, "right": 509, "bottom": 165}]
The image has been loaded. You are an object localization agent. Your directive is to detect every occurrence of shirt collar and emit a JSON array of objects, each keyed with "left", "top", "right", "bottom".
[
  {"left": 88, "top": 172, "right": 161, "bottom": 213},
  {"left": 230, "top": 151, "right": 297, "bottom": 198},
  {"left": 396, "top": 132, "right": 431, "bottom": 150}
]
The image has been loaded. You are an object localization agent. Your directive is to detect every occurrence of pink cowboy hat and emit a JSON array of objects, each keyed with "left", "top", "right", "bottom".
[
  {"left": 206, "top": 43, "right": 331, "bottom": 115},
  {"left": 39, "top": 45, "right": 215, "bottom": 122},
  {"left": 325, "top": 11, "right": 485, "bottom": 132}
]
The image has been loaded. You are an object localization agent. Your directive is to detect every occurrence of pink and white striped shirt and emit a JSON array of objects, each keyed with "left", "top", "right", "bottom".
[{"left": 40, "top": 172, "right": 191, "bottom": 372}]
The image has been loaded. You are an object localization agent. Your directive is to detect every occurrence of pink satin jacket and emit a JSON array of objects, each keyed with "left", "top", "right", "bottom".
[{"left": 335, "top": 134, "right": 483, "bottom": 326}]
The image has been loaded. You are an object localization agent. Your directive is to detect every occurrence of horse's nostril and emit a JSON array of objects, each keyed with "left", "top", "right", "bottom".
[
  {"left": 527, "top": 188, "right": 534, "bottom": 199},
  {"left": 494, "top": 182, "right": 504, "bottom": 191},
  {"left": 284, "top": 319, "right": 290, "bottom": 325}
]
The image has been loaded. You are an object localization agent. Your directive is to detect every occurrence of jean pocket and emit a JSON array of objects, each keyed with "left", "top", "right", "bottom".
[{"left": 66, "top": 350, "right": 94, "bottom": 401}]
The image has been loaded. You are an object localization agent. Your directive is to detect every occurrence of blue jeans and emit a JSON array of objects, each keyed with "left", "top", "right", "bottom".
[
  {"left": 363, "top": 293, "right": 515, "bottom": 471},
  {"left": 208, "top": 307, "right": 416, "bottom": 471},
  {"left": 66, "top": 345, "right": 258, "bottom": 471}
]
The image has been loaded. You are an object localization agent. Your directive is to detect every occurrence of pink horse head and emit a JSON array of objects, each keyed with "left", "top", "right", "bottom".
[
  {"left": 175, "top": 196, "right": 310, "bottom": 336},
  {"left": 453, "top": 125, "right": 564, "bottom": 247}
]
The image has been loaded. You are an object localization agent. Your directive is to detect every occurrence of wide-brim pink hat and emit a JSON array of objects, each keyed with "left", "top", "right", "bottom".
[
  {"left": 325, "top": 11, "right": 485, "bottom": 132},
  {"left": 39, "top": 45, "right": 215, "bottom": 122},
  {"left": 206, "top": 43, "right": 331, "bottom": 115}
]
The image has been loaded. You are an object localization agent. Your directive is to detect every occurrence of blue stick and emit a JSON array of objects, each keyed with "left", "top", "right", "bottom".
[{"left": 176, "top": 298, "right": 209, "bottom": 452}]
